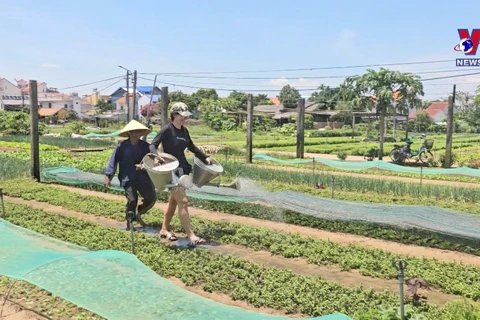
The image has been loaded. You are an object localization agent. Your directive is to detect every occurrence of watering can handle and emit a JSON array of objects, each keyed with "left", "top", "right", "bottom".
[{"left": 141, "top": 153, "right": 165, "bottom": 166}]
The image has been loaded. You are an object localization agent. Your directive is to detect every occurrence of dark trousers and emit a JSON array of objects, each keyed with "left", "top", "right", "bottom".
[{"left": 124, "top": 179, "right": 156, "bottom": 219}]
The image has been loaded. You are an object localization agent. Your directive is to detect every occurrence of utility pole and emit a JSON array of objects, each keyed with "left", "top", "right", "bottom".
[
  {"left": 444, "top": 95, "right": 454, "bottom": 168},
  {"left": 161, "top": 86, "right": 169, "bottom": 127},
  {"left": 29, "top": 80, "right": 40, "bottom": 182},
  {"left": 126, "top": 71, "right": 130, "bottom": 122},
  {"left": 452, "top": 84, "right": 457, "bottom": 104},
  {"left": 296, "top": 98, "right": 305, "bottom": 158},
  {"left": 132, "top": 70, "right": 137, "bottom": 120},
  {"left": 246, "top": 94, "right": 254, "bottom": 163}
]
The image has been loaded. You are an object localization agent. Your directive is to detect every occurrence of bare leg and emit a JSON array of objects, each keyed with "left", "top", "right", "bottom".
[
  {"left": 173, "top": 188, "right": 204, "bottom": 244},
  {"left": 160, "top": 192, "right": 177, "bottom": 236}
]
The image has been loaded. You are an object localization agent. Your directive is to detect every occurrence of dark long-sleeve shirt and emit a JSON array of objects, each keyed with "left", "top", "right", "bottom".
[
  {"left": 149, "top": 123, "right": 207, "bottom": 175},
  {"left": 105, "top": 139, "right": 152, "bottom": 187}
]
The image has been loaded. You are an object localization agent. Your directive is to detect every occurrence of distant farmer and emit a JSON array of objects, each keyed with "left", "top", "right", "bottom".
[
  {"left": 149, "top": 102, "right": 212, "bottom": 247},
  {"left": 105, "top": 120, "right": 156, "bottom": 231}
]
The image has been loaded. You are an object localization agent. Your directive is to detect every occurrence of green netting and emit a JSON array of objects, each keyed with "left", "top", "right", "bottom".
[
  {"left": 41, "top": 166, "right": 255, "bottom": 202},
  {"left": 253, "top": 154, "right": 480, "bottom": 177},
  {"left": 82, "top": 130, "right": 157, "bottom": 138},
  {"left": 0, "top": 218, "right": 351, "bottom": 320},
  {"left": 41, "top": 166, "right": 480, "bottom": 241}
]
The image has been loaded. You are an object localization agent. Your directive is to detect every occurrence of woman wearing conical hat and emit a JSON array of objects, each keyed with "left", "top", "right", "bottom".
[
  {"left": 149, "top": 102, "right": 212, "bottom": 247},
  {"left": 104, "top": 120, "right": 156, "bottom": 230}
]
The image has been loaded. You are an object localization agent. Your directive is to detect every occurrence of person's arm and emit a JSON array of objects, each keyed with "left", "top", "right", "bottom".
[
  {"left": 149, "top": 129, "right": 165, "bottom": 155},
  {"left": 185, "top": 128, "right": 210, "bottom": 163},
  {"left": 104, "top": 144, "right": 120, "bottom": 185}
]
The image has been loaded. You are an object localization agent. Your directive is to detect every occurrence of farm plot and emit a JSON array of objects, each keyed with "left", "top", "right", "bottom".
[
  {"left": 1, "top": 134, "right": 480, "bottom": 319},
  {"left": 2, "top": 189, "right": 480, "bottom": 319}
]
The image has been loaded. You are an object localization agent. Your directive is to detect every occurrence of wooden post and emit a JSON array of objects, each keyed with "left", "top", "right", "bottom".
[
  {"left": 161, "top": 86, "right": 169, "bottom": 127},
  {"left": 296, "top": 98, "right": 305, "bottom": 158},
  {"left": 29, "top": 80, "right": 40, "bottom": 182},
  {"left": 443, "top": 95, "right": 454, "bottom": 168},
  {"left": 246, "top": 94, "right": 253, "bottom": 163}
]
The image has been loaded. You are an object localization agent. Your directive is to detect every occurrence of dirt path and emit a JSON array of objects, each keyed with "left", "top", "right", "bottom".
[
  {"left": 5, "top": 196, "right": 463, "bottom": 306},
  {"left": 254, "top": 149, "right": 368, "bottom": 161},
  {"left": 250, "top": 163, "right": 480, "bottom": 188},
  {"left": 0, "top": 300, "right": 45, "bottom": 320},
  {"left": 49, "top": 185, "right": 480, "bottom": 268}
]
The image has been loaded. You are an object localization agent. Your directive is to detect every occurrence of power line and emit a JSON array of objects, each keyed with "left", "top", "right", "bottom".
[
  {"left": 421, "top": 71, "right": 480, "bottom": 81},
  {"left": 97, "top": 78, "right": 125, "bottom": 93},
  {"left": 140, "top": 68, "right": 480, "bottom": 80},
  {"left": 138, "top": 72, "right": 480, "bottom": 93},
  {"left": 58, "top": 76, "right": 124, "bottom": 90},
  {"left": 139, "top": 59, "right": 453, "bottom": 75}
]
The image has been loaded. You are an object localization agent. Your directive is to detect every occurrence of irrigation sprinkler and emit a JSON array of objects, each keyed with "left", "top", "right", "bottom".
[
  {"left": 420, "top": 163, "right": 424, "bottom": 189},
  {"left": 393, "top": 259, "right": 408, "bottom": 320},
  {"left": 331, "top": 175, "right": 335, "bottom": 199},
  {"left": 126, "top": 211, "right": 136, "bottom": 255},
  {"left": 0, "top": 188, "right": 5, "bottom": 220}
]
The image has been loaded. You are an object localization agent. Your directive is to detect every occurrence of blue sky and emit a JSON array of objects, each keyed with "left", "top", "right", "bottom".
[{"left": 1, "top": 0, "right": 480, "bottom": 100}]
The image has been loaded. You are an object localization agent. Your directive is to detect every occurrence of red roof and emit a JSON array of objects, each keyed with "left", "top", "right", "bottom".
[
  {"left": 38, "top": 108, "right": 65, "bottom": 117},
  {"left": 409, "top": 102, "right": 448, "bottom": 119},
  {"left": 270, "top": 97, "right": 280, "bottom": 105}
]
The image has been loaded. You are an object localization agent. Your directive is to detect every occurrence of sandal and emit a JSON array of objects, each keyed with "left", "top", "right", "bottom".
[
  {"left": 159, "top": 232, "right": 178, "bottom": 241},
  {"left": 188, "top": 237, "right": 206, "bottom": 247}
]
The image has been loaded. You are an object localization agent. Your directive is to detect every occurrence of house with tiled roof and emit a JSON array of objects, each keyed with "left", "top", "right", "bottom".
[
  {"left": 0, "top": 77, "right": 27, "bottom": 111},
  {"left": 16, "top": 79, "right": 48, "bottom": 94},
  {"left": 409, "top": 102, "right": 449, "bottom": 123}
]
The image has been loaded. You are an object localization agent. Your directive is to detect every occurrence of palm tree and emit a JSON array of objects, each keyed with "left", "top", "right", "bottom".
[{"left": 343, "top": 68, "right": 424, "bottom": 160}]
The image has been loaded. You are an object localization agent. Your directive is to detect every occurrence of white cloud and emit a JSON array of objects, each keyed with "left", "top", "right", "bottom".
[
  {"left": 41, "top": 63, "right": 60, "bottom": 68},
  {"left": 333, "top": 28, "right": 358, "bottom": 51},
  {"left": 268, "top": 77, "right": 320, "bottom": 88}
]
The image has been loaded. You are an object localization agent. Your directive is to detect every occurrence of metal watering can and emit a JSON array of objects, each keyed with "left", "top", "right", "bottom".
[
  {"left": 166, "top": 156, "right": 241, "bottom": 190},
  {"left": 140, "top": 154, "right": 240, "bottom": 191},
  {"left": 139, "top": 153, "right": 179, "bottom": 191}
]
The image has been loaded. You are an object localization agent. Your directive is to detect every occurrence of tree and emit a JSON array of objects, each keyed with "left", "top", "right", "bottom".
[
  {"left": 228, "top": 91, "right": 248, "bottom": 109},
  {"left": 309, "top": 85, "right": 340, "bottom": 110},
  {"left": 192, "top": 88, "right": 218, "bottom": 105},
  {"left": 66, "top": 109, "right": 78, "bottom": 121},
  {"left": 278, "top": 85, "right": 301, "bottom": 109},
  {"left": 169, "top": 90, "right": 197, "bottom": 110},
  {"left": 253, "top": 94, "right": 273, "bottom": 106},
  {"left": 343, "top": 68, "right": 424, "bottom": 160},
  {"left": 455, "top": 91, "right": 475, "bottom": 113},
  {"left": 475, "top": 85, "right": 480, "bottom": 106},
  {"left": 414, "top": 111, "right": 435, "bottom": 132},
  {"left": 95, "top": 100, "right": 115, "bottom": 114}
]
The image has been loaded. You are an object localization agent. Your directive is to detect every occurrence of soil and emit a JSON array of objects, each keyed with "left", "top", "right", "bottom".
[
  {"left": 250, "top": 163, "right": 480, "bottom": 189},
  {"left": 4, "top": 195, "right": 469, "bottom": 306},
  {"left": 0, "top": 300, "right": 45, "bottom": 320},
  {"left": 49, "top": 185, "right": 480, "bottom": 268},
  {"left": 0, "top": 148, "right": 20, "bottom": 152}
]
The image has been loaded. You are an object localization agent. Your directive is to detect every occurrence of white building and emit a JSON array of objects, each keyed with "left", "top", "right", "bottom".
[
  {"left": 72, "top": 98, "right": 93, "bottom": 115},
  {"left": 0, "top": 78, "right": 28, "bottom": 111},
  {"left": 16, "top": 79, "right": 48, "bottom": 95},
  {"left": 138, "top": 94, "right": 160, "bottom": 110}
]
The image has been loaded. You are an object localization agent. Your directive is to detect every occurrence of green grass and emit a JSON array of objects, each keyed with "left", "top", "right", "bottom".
[{"left": 0, "top": 135, "right": 115, "bottom": 149}]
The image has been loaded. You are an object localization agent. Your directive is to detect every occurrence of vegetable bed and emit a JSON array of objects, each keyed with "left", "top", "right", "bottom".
[
  {"left": 3, "top": 200, "right": 480, "bottom": 319},
  {"left": 3, "top": 180, "right": 480, "bottom": 301}
]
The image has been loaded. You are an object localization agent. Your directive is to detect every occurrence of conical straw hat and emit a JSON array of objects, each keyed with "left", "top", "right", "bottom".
[{"left": 118, "top": 120, "right": 152, "bottom": 137}]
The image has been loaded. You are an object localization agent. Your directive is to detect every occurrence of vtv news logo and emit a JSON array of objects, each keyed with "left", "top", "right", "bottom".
[{"left": 455, "top": 29, "right": 480, "bottom": 66}]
